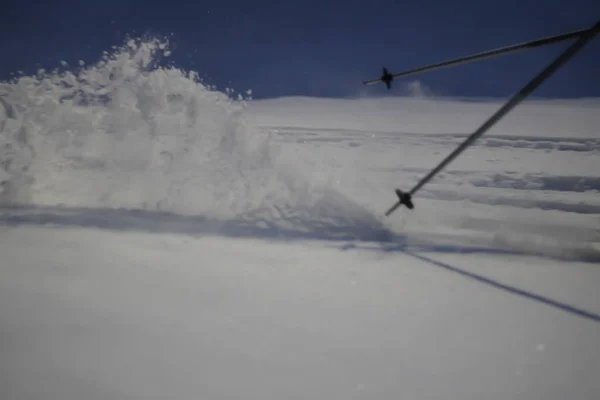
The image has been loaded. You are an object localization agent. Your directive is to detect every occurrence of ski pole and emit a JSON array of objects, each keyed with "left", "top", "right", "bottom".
[
  {"left": 364, "top": 24, "right": 598, "bottom": 88},
  {"left": 384, "top": 20, "right": 599, "bottom": 216}
]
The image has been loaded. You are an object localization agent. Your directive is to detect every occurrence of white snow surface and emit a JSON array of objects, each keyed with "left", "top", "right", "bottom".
[{"left": 1, "top": 39, "right": 600, "bottom": 399}]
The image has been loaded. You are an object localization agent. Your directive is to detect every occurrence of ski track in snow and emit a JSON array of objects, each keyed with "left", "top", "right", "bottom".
[
  {"left": 243, "top": 121, "right": 599, "bottom": 261},
  {"left": 270, "top": 127, "right": 600, "bottom": 202}
]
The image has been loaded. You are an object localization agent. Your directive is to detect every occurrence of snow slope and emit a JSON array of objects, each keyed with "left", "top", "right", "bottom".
[
  {"left": 245, "top": 95, "right": 600, "bottom": 261},
  {"left": 2, "top": 227, "right": 600, "bottom": 400},
  {"left": 1, "top": 39, "right": 599, "bottom": 399}
]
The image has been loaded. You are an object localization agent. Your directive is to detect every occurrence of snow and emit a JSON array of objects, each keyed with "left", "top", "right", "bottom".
[
  {"left": 2, "top": 228, "right": 600, "bottom": 399},
  {"left": 1, "top": 39, "right": 599, "bottom": 399}
]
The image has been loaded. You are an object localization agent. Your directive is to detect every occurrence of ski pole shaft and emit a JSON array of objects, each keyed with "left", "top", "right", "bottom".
[
  {"left": 364, "top": 24, "right": 598, "bottom": 86},
  {"left": 408, "top": 20, "right": 598, "bottom": 196}
]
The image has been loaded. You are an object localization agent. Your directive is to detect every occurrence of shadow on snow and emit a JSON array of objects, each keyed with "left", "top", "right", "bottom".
[
  {"left": 0, "top": 204, "right": 523, "bottom": 256},
  {"left": 1, "top": 204, "right": 599, "bottom": 324}
]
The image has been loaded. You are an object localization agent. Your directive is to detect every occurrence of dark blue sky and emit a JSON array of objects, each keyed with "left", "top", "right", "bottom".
[{"left": 1, "top": 0, "right": 598, "bottom": 99}]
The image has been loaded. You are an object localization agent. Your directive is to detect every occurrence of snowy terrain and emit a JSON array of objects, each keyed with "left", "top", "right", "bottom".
[{"left": 1, "top": 39, "right": 600, "bottom": 399}]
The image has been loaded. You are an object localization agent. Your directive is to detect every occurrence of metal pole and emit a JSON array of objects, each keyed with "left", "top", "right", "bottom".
[
  {"left": 364, "top": 25, "right": 598, "bottom": 87},
  {"left": 384, "top": 20, "right": 599, "bottom": 216}
]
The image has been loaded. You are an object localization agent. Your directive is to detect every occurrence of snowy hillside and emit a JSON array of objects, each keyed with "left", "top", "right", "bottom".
[{"left": 1, "top": 39, "right": 599, "bottom": 399}]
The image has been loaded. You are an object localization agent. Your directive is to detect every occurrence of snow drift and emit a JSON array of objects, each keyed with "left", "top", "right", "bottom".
[{"left": 0, "top": 38, "right": 388, "bottom": 241}]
